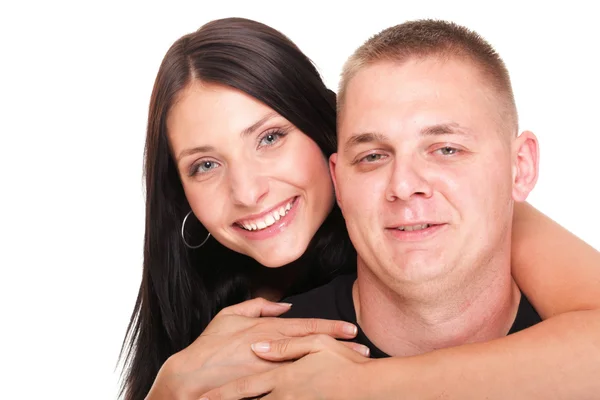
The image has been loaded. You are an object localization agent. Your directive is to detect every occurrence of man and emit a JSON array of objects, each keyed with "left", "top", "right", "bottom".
[
  {"left": 200, "top": 19, "right": 550, "bottom": 399},
  {"left": 281, "top": 18, "right": 541, "bottom": 358}
]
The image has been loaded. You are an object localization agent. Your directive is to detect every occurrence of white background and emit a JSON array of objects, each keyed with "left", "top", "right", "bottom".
[{"left": 1, "top": 1, "right": 598, "bottom": 398}]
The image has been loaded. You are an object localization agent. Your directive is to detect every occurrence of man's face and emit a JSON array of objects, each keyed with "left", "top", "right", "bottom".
[{"left": 332, "top": 57, "right": 537, "bottom": 286}]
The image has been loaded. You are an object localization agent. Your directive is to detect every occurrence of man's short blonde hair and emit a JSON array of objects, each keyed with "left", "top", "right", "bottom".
[{"left": 338, "top": 19, "right": 518, "bottom": 134}]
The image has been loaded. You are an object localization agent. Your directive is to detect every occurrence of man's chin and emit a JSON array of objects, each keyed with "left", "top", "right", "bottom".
[{"left": 381, "top": 252, "right": 453, "bottom": 284}]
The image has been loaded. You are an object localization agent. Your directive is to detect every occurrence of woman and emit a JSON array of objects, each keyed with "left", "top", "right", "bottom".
[{"left": 120, "top": 17, "right": 600, "bottom": 399}]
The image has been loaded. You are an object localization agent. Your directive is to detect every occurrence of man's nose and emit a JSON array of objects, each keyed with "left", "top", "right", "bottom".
[{"left": 385, "top": 157, "right": 433, "bottom": 202}]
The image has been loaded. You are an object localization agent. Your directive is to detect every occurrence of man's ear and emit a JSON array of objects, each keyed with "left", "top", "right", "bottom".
[
  {"left": 512, "top": 130, "right": 539, "bottom": 202},
  {"left": 329, "top": 153, "right": 343, "bottom": 211}
]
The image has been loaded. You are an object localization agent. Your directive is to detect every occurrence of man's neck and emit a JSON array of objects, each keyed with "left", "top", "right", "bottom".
[{"left": 354, "top": 255, "right": 520, "bottom": 357}]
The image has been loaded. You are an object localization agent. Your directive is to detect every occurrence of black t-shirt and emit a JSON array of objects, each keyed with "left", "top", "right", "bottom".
[{"left": 282, "top": 273, "right": 541, "bottom": 358}]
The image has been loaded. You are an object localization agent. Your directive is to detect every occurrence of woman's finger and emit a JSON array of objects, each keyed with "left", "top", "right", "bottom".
[
  {"left": 250, "top": 334, "right": 368, "bottom": 361},
  {"left": 276, "top": 317, "right": 357, "bottom": 339},
  {"left": 217, "top": 299, "right": 358, "bottom": 339},
  {"left": 339, "top": 340, "right": 371, "bottom": 357},
  {"left": 218, "top": 297, "right": 292, "bottom": 318},
  {"left": 198, "top": 370, "right": 275, "bottom": 400}
]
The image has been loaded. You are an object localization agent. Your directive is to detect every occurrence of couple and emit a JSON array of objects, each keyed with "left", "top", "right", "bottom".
[{"left": 121, "top": 18, "right": 600, "bottom": 399}]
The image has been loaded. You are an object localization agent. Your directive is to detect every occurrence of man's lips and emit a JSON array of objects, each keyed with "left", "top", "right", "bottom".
[
  {"left": 385, "top": 223, "right": 448, "bottom": 241},
  {"left": 386, "top": 222, "right": 444, "bottom": 231}
]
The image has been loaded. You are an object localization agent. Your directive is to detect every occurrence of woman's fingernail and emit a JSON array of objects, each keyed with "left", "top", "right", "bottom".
[
  {"left": 360, "top": 345, "right": 371, "bottom": 357},
  {"left": 251, "top": 342, "right": 271, "bottom": 353},
  {"left": 344, "top": 324, "right": 358, "bottom": 335},
  {"left": 276, "top": 302, "right": 293, "bottom": 307}
]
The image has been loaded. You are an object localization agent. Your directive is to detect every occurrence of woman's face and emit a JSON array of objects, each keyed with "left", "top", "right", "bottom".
[{"left": 167, "top": 81, "right": 335, "bottom": 267}]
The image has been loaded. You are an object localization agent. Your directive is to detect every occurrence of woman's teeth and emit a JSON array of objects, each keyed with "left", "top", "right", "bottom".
[{"left": 239, "top": 199, "right": 294, "bottom": 231}]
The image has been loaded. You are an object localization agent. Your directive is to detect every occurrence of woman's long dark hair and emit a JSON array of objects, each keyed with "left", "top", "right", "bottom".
[{"left": 119, "top": 17, "right": 355, "bottom": 400}]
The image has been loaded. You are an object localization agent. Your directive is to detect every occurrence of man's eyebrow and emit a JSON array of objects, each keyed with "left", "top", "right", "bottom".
[
  {"left": 343, "top": 132, "right": 390, "bottom": 153},
  {"left": 240, "top": 112, "right": 278, "bottom": 137},
  {"left": 421, "top": 123, "right": 470, "bottom": 136}
]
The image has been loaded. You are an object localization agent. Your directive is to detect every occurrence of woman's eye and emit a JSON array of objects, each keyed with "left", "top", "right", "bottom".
[
  {"left": 258, "top": 132, "right": 282, "bottom": 147},
  {"left": 191, "top": 160, "right": 220, "bottom": 176},
  {"left": 199, "top": 161, "right": 216, "bottom": 171}
]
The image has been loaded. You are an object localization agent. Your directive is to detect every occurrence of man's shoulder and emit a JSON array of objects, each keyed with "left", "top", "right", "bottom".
[{"left": 280, "top": 273, "right": 356, "bottom": 321}]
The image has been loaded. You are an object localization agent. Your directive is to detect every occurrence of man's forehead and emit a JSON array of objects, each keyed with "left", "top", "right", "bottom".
[{"left": 337, "top": 59, "right": 509, "bottom": 142}]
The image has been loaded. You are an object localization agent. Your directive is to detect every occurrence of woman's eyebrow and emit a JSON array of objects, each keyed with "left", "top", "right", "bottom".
[{"left": 240, "top": 112, "right": 278, "bottom": 138}]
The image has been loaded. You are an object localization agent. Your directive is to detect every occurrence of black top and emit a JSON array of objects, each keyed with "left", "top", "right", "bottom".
[{"left": 282, "top": 273, "right": 541, "bottom": 358}]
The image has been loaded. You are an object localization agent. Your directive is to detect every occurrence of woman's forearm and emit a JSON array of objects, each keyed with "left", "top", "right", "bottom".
[
  {"left": 365, "top": 310, "right": 600, "bottom": 399},
  {"left": 511, "top": 202, "right": 600, "bottom": 318}
]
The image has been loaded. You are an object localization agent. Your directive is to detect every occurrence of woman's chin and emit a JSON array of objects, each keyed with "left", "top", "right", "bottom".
[{"left": 253, "top": 245, "right": 308, "bottom": 268}]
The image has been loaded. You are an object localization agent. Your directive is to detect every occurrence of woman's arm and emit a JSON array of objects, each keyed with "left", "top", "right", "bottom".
[
  {"left": 512, "top": 202, "right": 600, "bottom": 318},
  {"left": 369, "top": 309, "right": 600, "bottom": 399},
  {"left": 203, "top": 309, "right": 600, "bottom": 399}
]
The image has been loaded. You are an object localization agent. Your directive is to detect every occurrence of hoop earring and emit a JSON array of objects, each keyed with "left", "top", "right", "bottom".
[{"left": 181, "top": 210, "right": 211, "bottom": 249}]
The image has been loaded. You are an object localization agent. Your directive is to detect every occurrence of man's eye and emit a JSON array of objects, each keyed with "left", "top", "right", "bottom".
[
  {"left": 437, "top": 146, "right": 459, "bottom": 156},
  {"left": 361, "top": 153, "right": 384, "bottom": 162}
]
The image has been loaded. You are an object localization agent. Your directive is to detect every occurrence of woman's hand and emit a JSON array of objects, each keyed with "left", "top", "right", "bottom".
[
  {"left": 201, "top": 310, "right": 600, "bottom": 400},
  {"left": 145, "top": 298, "right": 358, "bottom": 400},
  {"left": 198, "top": 334, "right": 372, "bottom": 400}
]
